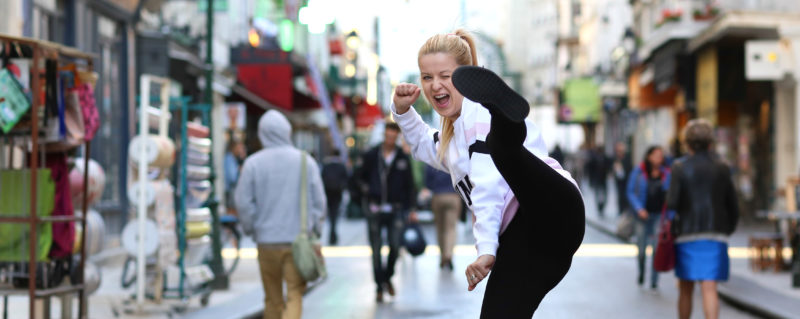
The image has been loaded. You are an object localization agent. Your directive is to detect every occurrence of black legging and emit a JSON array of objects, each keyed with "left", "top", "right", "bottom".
[{"left": 480, "top": 110, "right": 586, "bottom": 318}]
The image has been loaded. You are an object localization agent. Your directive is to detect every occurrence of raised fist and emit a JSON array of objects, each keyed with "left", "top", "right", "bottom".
[{"left": 393, "top": 83, "right": 421, "bottom": 114}]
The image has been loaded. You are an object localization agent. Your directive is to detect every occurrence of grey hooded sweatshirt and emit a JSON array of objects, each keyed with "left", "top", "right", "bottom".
[{"left": 234, "top": 110, "right": 326, "bottom": 244}]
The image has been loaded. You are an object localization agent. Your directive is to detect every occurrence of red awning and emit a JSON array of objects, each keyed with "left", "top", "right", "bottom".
[
  {"left": 236, "top": 64, "right": 294, "bottom": 111},
  {"left": 355, "top": 101, "right": 383, "bottom": 128}
]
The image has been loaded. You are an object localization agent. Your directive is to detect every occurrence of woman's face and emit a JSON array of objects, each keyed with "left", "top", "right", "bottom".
[
  {"left": 648, "top": 148, "right": 664, "bottom": 167},
  {"left": 419, "top": 53, "right": 464, "bottom": 120}
]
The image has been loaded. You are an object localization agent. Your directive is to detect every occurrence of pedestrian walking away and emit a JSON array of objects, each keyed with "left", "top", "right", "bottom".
[
  {"left": 667, "top": 119, "right": 739, "bottom": 319},
  {"left": 321, "top": 149, "right": 349, "bottom": 245},
  {"left": 358, "top": 122, "right": 417, "bottom": 303},
  {"left": 234, "top": 110, "right": 327, "bottom": 319},
  {"left": 626, "top": 145, "right": 670, "bottom": 289},
  {"left": 391, "top": 29, "right": 585, "bottom": 318}
]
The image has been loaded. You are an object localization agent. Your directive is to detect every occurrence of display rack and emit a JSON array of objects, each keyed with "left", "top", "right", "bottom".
[
  {"left": 122, "top": 93, "right": 225, "bottom": 310},
  {"left": 0, "top": 34, "right": 95, "bottom": 319},
  {"left": 169, "top": 101, "right": 216, "bottom": 303}
]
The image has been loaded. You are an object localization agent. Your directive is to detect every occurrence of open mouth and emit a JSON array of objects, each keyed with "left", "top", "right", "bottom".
[{"left": 433, "top": 93, "right": 450, "bottom": 107}]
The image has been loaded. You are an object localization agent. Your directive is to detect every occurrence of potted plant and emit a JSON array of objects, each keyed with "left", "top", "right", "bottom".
[
  {"left": 656, "top": 8, "right": 683, "bottom": 28},
  {"left": 693, "top": 2, "right": 720, "bottom": 20}
]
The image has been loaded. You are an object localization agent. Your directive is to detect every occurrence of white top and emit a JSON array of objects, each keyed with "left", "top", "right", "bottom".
[{"left": 392, "top": 99, "right": 577, "bottom": 256}]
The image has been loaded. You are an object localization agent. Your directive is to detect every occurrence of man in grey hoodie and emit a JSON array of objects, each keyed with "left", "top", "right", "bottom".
[{"left": 235, "top": 110, "right": 326, "bottom": 319}]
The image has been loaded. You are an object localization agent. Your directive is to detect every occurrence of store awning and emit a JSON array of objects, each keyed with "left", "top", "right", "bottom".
[
  {"left": 236, "top": 63, "right": 294, "bottom": 111},
  {"left": 355, "top": 101, "right": 384, "bottom": 128},
  {"left": 628, "top": 66, "right": 679, "bottom": 110}
]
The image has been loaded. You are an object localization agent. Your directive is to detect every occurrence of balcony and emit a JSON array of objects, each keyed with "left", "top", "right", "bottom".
[{"left": 637, "top": 0, "right": 800, "bottom": 61}]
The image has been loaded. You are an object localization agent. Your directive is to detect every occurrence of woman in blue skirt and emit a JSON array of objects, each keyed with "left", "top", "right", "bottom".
[{"left": 666, "top": 119, "right": 739, "bottom": 319}]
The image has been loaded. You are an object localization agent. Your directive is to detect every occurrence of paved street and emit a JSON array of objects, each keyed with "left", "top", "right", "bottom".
[{"left": 288, "top": 218, "right": 757, "bottom": 319}]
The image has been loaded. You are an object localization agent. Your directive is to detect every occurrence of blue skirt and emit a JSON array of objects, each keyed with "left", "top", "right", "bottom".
[{"left": 675, "top": 240, "right": 729, "bottom": 281}]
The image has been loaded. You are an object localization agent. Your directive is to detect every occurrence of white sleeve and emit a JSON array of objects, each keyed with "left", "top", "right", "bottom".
[
  {"left": 467, "top": 152, "right": 507, "bottom": 257},
  {"left": 391, "top": 103, "right": 449, "bottom": 172}
]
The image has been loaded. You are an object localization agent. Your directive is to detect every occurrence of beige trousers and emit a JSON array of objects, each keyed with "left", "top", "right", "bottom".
[
  {"left": 431, "top": 193, "right": 462, "bottom": 262},
  {"left": 257, "top": 244, "right": 306, "bottom": 319}
]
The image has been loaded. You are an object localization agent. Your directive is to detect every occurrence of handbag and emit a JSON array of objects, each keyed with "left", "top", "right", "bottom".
[
  {"left": 653, "top": 211, "right": 676, "bottom": 272},
  {"left": 292, "top": 153, "right": 327, "bottom": 281},
  {"left": 402, "top": 222, "right": 427, "bottom": 257},
  {"left": 616, "top": 213, "right": 635, "bottom": 240}
]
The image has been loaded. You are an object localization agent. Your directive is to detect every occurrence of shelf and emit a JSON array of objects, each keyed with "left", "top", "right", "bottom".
[
  {"left": 0, "top": 215, "right": 85, "bottom": 223},
  {"left": 0, "top": 284, "right": 84, "bottom": 297}
]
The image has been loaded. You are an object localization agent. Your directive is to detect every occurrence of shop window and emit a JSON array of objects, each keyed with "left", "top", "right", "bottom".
[
  {"left": 90, "top": 14, "right": 125, "bottom": 210},
  {"left": 32, "top": 0, "right": 65, "bottom": 43}
]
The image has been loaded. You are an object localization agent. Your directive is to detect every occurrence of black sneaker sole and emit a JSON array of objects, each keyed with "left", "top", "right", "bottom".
[{"left": 452, "top": 66, "right": 529, "bottom": 122}]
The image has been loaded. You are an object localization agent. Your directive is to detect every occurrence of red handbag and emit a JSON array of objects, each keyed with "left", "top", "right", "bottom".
[{"left": 653, "top": 211, "right": 676, "bottom": 272}]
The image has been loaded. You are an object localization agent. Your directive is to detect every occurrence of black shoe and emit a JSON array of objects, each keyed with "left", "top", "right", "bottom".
[
  {"left": 376, "top": 289, "right": 384, "bottom": 303},
  {"left": 329, "top": 233, "right": 338, "bottom": 246},
  {"left": 452, "top": 66, "right": 529, "bottom": 122},
  {"left": 651, "top": 283, "right": 658, "bottom": 290},
  {"left": 637, "top": 274, "right": 644, "bottom": 286}
]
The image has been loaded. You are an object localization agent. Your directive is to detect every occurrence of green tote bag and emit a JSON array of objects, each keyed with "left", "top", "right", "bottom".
[{"left": 292, "top": 153, "right": 327, "bottom": 282}]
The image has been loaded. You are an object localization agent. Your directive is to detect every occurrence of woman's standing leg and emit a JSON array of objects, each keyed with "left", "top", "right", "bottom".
[
  {"left": 646, "top": 215, "right": 660, "bottom": 288},
  {"left": 679, "top": 280, "right": 694, "bottom": 319},
  {"left": 700, "top": 280, "right": 720, "bottom": 319},
  {"left": 635, "top": 219, "right": 647, "bottom": 285}
]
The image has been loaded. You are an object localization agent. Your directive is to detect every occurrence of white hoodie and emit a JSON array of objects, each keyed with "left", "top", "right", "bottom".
[{"left": 392, "top": 99, "right": 577, "bottom": 257}]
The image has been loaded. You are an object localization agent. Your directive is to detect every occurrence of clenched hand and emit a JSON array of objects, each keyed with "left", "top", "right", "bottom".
[{"left": 393, "top": 83, "right": 421, "bottom": 115}]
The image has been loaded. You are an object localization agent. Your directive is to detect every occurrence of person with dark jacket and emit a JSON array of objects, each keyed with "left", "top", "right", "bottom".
[
  {"left": 358, "top": 122, "right": 416, "bottom": 302},
  {"left": 587, "top": 145, "right": 611, "bottom": 217},
  {"left": 626, "top": 145, "right": 670, "bottom": 289},
  {"left": 667, "top": 119, "right": 738, "bottom": 319},
  {"left": 321, "top": 149, "right": 349, "bottom": 245},
  {"left": 612, "top": 142, "right": 632, "bottom": 216}
]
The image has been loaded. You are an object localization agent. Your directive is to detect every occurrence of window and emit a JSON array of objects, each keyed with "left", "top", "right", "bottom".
[{"left": 32, "top": 0, "right": 65, "bottom": 43}]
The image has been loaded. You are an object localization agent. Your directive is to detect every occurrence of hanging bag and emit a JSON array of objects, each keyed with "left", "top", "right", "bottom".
[
  {"left": 292, "top": 153, "right": 327, "bottom": 282},
  {"left": 653, "top": 210, "right": 676, "bottom": 272},
  {"left": 401, "top": 221, "right": 427, "bottom": 257}
]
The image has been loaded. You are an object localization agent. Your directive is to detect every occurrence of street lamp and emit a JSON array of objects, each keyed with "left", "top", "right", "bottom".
[{"left": 346, "top": 31, "right": 361, "bottom": 50}]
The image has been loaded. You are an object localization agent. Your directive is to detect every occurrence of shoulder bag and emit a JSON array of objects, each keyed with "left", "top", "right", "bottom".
[
  {"left": 292, "top": 153, "right": 327, "bottom": 281},
  {"left": 653, "top": 210, "right": 676, "bottom": 272}
]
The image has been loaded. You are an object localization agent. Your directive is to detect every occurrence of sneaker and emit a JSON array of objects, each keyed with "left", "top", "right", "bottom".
[{"left": 452, "top": 66, "right": 529, "bottom": 122}]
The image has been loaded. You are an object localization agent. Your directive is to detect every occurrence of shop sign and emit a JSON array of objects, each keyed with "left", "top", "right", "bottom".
[
  {"left": 559, "top": 78, "right": 601, "bottom": 123},
  {"left": 696, "top": 46, "right": 717, "bottom": 125},
  {"left": 231, "top": 46, "right": 291, "bottom": 64}
]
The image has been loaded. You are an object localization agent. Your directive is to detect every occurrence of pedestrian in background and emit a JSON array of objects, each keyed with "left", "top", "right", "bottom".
[
  {"left": 235, "top": 111, "right": 327, "bottom": 319},
  {"left": 626, "top": 145, "right": 670, "bottom": 289},
  {"left": 667, "top": 119, "right": 738, "bottom": 319},
  {"left": 587, "top": 145, "right": 610, "bottom": 218},
  {"left": 358, "top": 122, "right": 417, "bottom": 302},
  {"left": 224, "top": 138, "right": 246, "bottom": 215},
  {"left": 612, "top": 142, "right": 632, "bottom": 217},
  {"left": 321, "top": 149, "right": 348, "bottom": 245},
  {"left": 425, "top": 164, "right": 462, "bottom": 271}
]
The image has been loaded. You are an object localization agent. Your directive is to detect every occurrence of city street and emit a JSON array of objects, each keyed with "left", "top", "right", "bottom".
[{"left": 289, "top": 218, "right": 757, "bottom": 319}]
